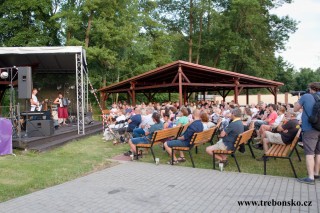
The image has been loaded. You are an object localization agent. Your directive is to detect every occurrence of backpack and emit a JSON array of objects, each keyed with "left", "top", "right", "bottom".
[{"left": 305, "top": 93, "right": 320, "bottom": 131}]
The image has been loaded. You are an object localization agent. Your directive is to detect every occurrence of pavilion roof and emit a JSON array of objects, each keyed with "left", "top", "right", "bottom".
[{"left": 98, "top": 60, "right": 282, "bottom": 94}]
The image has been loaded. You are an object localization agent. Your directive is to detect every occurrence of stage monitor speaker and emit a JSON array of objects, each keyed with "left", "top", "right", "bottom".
[
  {"left": 18, "top": 66, "right": 33, "bottom": 99},
  {"left": 84, "top": 112, "right": 93, "bottom": 125},
  {"left": 27, "top": 120, "right": 54, "bottom": 137}
]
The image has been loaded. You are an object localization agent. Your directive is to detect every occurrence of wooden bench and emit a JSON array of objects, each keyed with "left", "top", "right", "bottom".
[
  {"left": 195, "top": 125, "right": 220, "bottom": 154},
  {"left": 263, "top": 128, "right": 301, "bottom": 178},
  {"left": 135, "top": 126, "right": 181, "bottom": 162},
  {"left": 212, "top": 128, "right": 254, "bottom": 172},
  {"left": 178, "top": 122, "right": 191, "bottom": 136},
  {"left": 171, "top": 127, "right": 216, "bottom": 168},
  {"left": 246, "top": 121, "right": 256, "bottom": 159}
]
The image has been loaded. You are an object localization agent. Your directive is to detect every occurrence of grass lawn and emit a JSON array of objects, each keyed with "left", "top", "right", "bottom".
[
  {"left": 0, "top": 134, "right": 128, "bottom": 202},
  {"left": 136, "top": 142, "right": 307, "bottom": 178},
  {"left": 0, "top": 133, "right": 307, "bottom": 202}
]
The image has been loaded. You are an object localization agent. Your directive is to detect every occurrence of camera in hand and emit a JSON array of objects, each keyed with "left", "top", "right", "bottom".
[{"left": 290, "top": 89, "right": 310, "bottom": 96}]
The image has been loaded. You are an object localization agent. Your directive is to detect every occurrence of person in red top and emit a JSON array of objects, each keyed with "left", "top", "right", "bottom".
[
  {"left": 267, "top": 104, "right": 278, "bottom": 125},
  {"left": 253, "top": 104, "right": 278, "bottom": 140}
]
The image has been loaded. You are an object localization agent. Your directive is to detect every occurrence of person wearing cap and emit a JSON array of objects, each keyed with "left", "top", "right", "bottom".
[
  {"left": 124, "top": 112, "right": 163, "bottom": 157},
  {"left": 256, "top": 111, "right": 300, "bottom": 161},
  {"left": 294, "top": 82, "right": 320, "bottom": 184}
]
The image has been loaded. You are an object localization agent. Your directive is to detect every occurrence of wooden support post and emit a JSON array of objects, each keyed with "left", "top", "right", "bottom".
[
  {"left": 267, "top": 87, "right": 278, "bottom": 104},
  {"left": 234, "top": 86, "right": 239, "bottom": 105},
  {"left": 100, "top": 91, "right": 106, "bottom": 109},
  {"left": 285, "top": 92, "right": 289, "bottom": 105},
  {"left": 150, "top": 93, "right": 156, "bottom": 101},
  {"left": 127, "top": 92, "right": 130, "bottom": 105},
  {"left": 178, "top": 66, "right": 183, "bottom": 107},
  {"left": 246, "top": 89, "right": 249, "bottom": 105},
  {"left": 183, "top": 89, "right": 187, "bottom": 104},
  {"left": 148, "top": 93, "right": 151, "bottom": 103},
  {"left": 169, "top": 92, "right": 171, "bottom": 101},
  {"left": 234, "top": 79, "right": 240, "bottom": 105},
  {"left": 143, "top": 92, "right": 152, "bottom": 103},
  {"left": 238, "top": 86, "right": 243, "bottom": 95},
  {"left": 274, "top": 87, "right": 278, "bottom": 104},
  {"left": 222, "top": 90, "right": 231, "bottom": 102},
  {"left": 222, "top": 90, "right": 226, "bottom": 102},
  {"left": 130, "top": 82, "right": 136, "bottom": 106},
  {"left": 258, "top": 93, "right": 261, "bottom": 104},
  {"left": 202, "top": 91, "right": 205, "bottom": 100}
]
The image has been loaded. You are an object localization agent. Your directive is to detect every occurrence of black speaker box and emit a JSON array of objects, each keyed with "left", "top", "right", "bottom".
[
  {"left": 27, "top": 120, "right": 54, "bottom": 137},
  {"left": 18, "top": 67, "right": 33, "bottom": 99},
  {"left": 84, "top": 112, "right": 93, "bottom": 125}
]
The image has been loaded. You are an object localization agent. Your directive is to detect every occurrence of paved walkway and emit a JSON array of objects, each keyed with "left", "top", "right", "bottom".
[{"left": 0, "top": 162, "right": 319, "bottom": 213}]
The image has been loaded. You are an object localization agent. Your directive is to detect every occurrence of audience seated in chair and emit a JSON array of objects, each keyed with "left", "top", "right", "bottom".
[
  {"left": 126, "top": 107, "right": 142, "bottom": 133},
  {"left": 256, "top": 111, "right": 300, "bottom": 161},
  {"left": 164, "top": 109, "right": 203, "bottom": 164},
  {"left": 253, "top": 104, "right": 278, "bottom": 138},
  {"left": 254, "top": 106, "right": 286, "bottom": 147},
  {"left": 132, "top": 107, "right": 154, "bottom": 138},
  {"left": 201, "top": 111, "right": 215, "bottom": 130},
  {"left": 206, "top": 108, "right": 244, "bottom": 166},
  {"left": 124, "top": 112, "right": 163, "bottom": 157},
  {"left": 242, "top": 107, "right": 252, "bottom": 130}
]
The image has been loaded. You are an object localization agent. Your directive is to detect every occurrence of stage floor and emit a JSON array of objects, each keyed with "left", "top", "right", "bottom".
[{"left": 13, "top": 121, "right": 102, "bottom": 151}]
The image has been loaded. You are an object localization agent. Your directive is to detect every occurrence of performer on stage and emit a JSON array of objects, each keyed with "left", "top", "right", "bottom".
[
  {"left": 53, "top": 92, "right": 69, "bottom": 126},
  {"left": 30, "top": 88, "right": 40, "bottom": 111}
]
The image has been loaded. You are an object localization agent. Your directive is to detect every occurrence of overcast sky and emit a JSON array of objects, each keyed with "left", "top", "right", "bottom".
[{"left": 272, "top": 0, "right": 320, "bottom": 70}]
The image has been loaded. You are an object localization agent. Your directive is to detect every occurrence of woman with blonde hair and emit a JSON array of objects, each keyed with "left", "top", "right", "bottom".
[{"left": 201, "top": 111, "right": 215, "bottom": 130}]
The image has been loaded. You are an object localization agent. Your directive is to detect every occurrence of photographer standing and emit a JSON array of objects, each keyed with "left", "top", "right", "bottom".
[{"left": 294, "top": 82, "right": 320, "bottom": 184}]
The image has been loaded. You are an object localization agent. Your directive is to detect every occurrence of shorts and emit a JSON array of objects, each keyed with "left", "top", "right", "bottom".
[
  {"left": 131, "top": 137, "right": 150, "bottom": 145},
  {"left": 167, "top": 139, "right": 189, "bottom": 147},
  {"left": 302, "top": 129, "right": 320, "bottom": 155},
  {"left": 209, "top": 139, "right": 227, "bottom": 151},
  {"left": 265, "top": 131, "right": 285, "bottom": 145}
]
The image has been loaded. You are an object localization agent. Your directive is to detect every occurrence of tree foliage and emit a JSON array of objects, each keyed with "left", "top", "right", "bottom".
[{"left": 0, "top": 0, "right": 318, "bottom": 103}]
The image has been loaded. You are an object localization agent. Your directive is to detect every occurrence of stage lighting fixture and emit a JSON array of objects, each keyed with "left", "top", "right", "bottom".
[{"left": 0, "top": 71, "right": 9, "bottom": 79}]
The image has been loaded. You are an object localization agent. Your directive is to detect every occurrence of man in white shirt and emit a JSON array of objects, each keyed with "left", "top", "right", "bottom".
[
  {"left": 133, "top": 107, "right": 154, "bottom": 137},
  {"left": 30, "top": 88, "right": 40, "bottom": 111},
  {"left": 250, "top": 103, "right": 259, "bottom": 118}
]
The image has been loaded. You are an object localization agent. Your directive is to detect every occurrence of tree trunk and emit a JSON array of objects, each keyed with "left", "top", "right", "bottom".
[
  {"left": 196, "top": 2, "right": 204, "bottom": 64},
  {"left": 213, "top": 49, "right": 221, "bottom": 67},
  {"left": 207, "top": 0, "right": 211, "bottom": 32},
  {"left": 115, "top": 71, "right": 120, "bottom": 103},
  {"left": 66, "top": 31, "right": 71, "bottom": 44},
  {"left": 85, "top": 11, "right": 94, "bottom": 48},
  {"left": 188, "top": 0, "right": 193, "bottom": 63},
  {"left": 103, "top": 75, "right": 106, "bottom": 87}
]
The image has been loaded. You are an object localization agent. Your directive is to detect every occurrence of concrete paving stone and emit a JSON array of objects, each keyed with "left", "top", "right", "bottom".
[{"left": 0, "top": 162, "right": 319, "bottom": 213}]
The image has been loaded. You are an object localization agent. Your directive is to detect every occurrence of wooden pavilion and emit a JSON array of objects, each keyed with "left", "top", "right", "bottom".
[{"left": 98, "top": 60, "right": 283, "bottom": 108}]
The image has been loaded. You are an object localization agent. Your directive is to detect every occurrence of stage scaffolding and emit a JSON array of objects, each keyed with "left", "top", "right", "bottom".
[{"left": 0, "top": 46, "right": 90, "bottom": 135}]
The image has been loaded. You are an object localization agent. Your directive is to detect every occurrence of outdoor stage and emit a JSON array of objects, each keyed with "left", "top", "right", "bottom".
[{"left": 13, "top": 121, "right": 101, "bottom": 152}]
